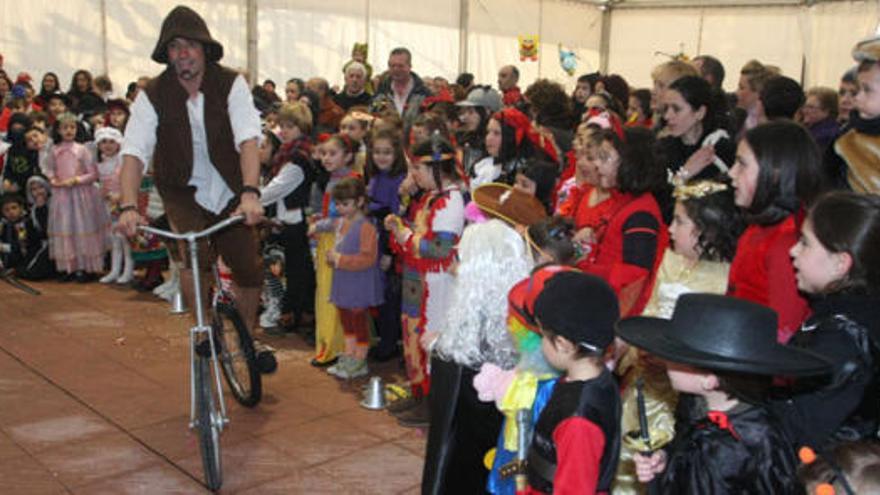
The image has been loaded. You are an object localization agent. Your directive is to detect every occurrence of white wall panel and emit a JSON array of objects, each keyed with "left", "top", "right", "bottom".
[
  {"left": 467, "top": 0, "right": 541, "bottom": 89},
  {"left": 699, "top": 6, "right": 803, "bottom": 92},
  {"left": 257, "top": 0, "right": 366, "bottom": 88},
  {"left": 1, "top": 0, "right": 103, "bottom": 91},
  {"left": 805, "top": 1, "right": 880, "bottom": 89},
  {"left": 368, "top": 0, "right": 460, "bottom": 83},
  {"left": 105, "top": 1, "right": 247, "bottom": 92},
  {"left": 538, "top": 0, "right": 602, "bottom": 91},
  {"left": 606, "top": 8, "right": 702, "bottom": 90}
]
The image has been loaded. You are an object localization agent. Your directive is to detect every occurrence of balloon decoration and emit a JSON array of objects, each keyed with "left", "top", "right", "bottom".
[
  {"left": 558, "top": 44, "right": 578, "bottom": 76},
  {"left": 518, "top": 35, "right": 539, "bottom": 62}
]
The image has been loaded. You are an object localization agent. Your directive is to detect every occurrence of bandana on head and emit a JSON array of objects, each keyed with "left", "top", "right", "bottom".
[{"left": 493, "top": 107, "right": 559, "bottom": 163}]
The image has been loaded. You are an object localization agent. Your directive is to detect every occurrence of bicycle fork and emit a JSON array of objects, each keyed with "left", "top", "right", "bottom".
[{"left": 187, "top": 238, "right": 229, "bottom": 432}]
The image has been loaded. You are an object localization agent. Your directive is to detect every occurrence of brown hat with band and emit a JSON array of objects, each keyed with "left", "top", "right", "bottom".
[
  {"left": 473, "top": 182, "right": 547, "bottom": 227},
  {"left": 152, "top": 5, "right": 224, "bottom": 64}
]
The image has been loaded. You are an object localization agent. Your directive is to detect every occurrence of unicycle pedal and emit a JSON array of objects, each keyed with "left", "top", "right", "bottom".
[{"left": 252, "top": 341, "right": 278, "bottom": 374}]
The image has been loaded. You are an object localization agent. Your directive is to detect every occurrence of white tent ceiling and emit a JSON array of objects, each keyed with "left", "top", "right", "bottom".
[{"left": 0, "top": 0, "right": 875, "bottom": 95}]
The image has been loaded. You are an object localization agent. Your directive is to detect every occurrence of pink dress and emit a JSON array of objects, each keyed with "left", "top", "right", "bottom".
[
  {"left": 97, "top": 154, "right": 122, "bottom": 221},
  {"left": 46, "top": 141, "right": 111, "bottom": 273}
]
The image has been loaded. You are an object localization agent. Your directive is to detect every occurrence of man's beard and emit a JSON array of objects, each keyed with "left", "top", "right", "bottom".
[{"left": 173, "top": 62, "right": 200, "bottom": 81}]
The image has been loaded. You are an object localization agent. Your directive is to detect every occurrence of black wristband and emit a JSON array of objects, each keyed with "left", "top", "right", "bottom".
[
  {"left": 118, "top": 204, "right": 138, "bottom": 214},
  {"left": 241, "top": 185, "right": 261, "bottom": 198}
]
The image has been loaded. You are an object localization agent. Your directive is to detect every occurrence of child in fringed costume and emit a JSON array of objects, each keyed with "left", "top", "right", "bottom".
[
  {"left": 309, "top": 134, "right": 360, "bottom": 366},
  {"left": 613, "top": 179, "right": 744, "bottom": 494},
  {"left": 421, "top": 183, "right": 541, "bottom": 494},
  {"left": 385, "top": 134, "right": 465, "bottom": 425}
]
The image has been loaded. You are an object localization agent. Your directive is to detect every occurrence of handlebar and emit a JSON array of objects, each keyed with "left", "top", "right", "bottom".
[{"left": 139, "top": 215, "right": 245, "bottom": 242}]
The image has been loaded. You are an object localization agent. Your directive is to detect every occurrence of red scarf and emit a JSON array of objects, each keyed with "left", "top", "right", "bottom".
[{"left": 270, "top": 137, "right": 312, "bottom": 178}]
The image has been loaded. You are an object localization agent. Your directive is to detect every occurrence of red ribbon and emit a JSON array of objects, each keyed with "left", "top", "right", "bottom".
[
  {"left": 707, "top": 411, "right": 741, "bottom": 441},
  {"left": 493, "top": 107, "right": 560, "bottom": 163}
]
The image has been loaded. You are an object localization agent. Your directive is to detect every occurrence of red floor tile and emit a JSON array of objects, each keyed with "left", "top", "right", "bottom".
[
  {"left": 29, "top": 430, "right": 158, "bottom": 488},
  {"left": 0, "top": 454, "right": 69, "bottom": 494},
  {"left": 320, "top": 443, "right": 424, "bottom": 494},
  {"left": 174, "top": 436, "right": 303, "bottom": 493},
  {"left": 0, "top": 280, "right": 432, "bottom": 493},
  {"left": 75, "top": 461, "right": 208, "bottom": 494},
  {"left": 6, "top": 413, "right": 117, "bottom": 453},
  {"left": 258, "top": 417, "right": 383, "bottom": 468}
]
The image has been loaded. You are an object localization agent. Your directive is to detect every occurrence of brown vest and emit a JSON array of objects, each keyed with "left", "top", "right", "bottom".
[
  {"left": 835, "top": 129, "right": 880, "bottom": 194},
  {"left": 144, "top": 63, "right": 241, "bottom": 196}
]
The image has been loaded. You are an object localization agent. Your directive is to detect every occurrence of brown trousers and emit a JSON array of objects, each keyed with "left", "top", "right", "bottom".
[{"left": 159, "top": 186, "right": 261, "bottom": 288}]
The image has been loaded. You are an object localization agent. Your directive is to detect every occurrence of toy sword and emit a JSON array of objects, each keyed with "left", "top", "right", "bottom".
[
  {"left": 636, "top": 378, "right": 660, "bottom": 495},
  {"left": 499, "top": 408, "right": 532, "bottom": 494}
]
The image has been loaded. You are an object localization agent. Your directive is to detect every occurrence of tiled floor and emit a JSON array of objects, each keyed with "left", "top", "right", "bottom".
[{"left": 0, "top": 278, "right": 425, "bottom": 494}]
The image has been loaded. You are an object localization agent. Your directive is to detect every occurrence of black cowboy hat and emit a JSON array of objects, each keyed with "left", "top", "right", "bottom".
[
  {"left": 616, "top": 293, "right": 832, "bottom": 377},
  {"left": 151, "top": 5, "right": 224, "bottom": 64}
]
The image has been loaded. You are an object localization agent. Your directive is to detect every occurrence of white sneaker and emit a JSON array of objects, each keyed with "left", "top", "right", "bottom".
[
  {"left": 327, "top": 356, "right": 352, "bottom": 377},
  {"left": 152, "top": 279, "right": 173, "bottom": 296},
  {"left": 99, "top": 272, "right": 118, "bottom": 284},
  {"left": 337, "top": 359, "right": 368, "bottom": 379}
]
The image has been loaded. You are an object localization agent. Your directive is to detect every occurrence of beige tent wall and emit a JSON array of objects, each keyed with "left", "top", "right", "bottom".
[
  {"left": 608, "top": 1, "right": 879, "bottom": 93},
  {"left": 368, "top": 0, "right": 461, "bottom": 84},
  {"left": 442, "top": 0, "right": 601, "bottom": 91},
  {"left": 105, "top": 0, "right": 248, "bottom": 85},
  {"left": 537, "top": 0, "right": 602, "bottom": 88},
  {"left": 608, "top": 5, "right": 804, "bottom": 93},
  {"left": 0, "top": 1, "right": 876, "bottom": 98},
  {"left": 256, "top": 0, "right": 367, "bottom": 86},
  {"left": 1, "top": 0, "right": 104, "bottom": 91},
  {"left": 805, "top": 1, "right": 880, "bottom": 88}
]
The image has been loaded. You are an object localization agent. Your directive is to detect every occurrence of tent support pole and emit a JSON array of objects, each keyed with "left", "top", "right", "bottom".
[
  {"left": 459, "top": 0, "right": 469, "bottom": 75},
  {"left": 599, "top": 5, "right": 611, "bottom": 73},
  {"left": 247, "top": 0, "right": 258, "bottom": 84},
  {"left": 100, "top": 0, "right": 108, "bottom": 77}
]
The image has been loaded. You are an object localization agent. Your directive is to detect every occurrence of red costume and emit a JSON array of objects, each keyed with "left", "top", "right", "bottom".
[
  {"left": 727, "top": 215, "right": 810, "bottom": 343},
  {"left": 580, "top": 193, "right": 668, "bottom": 317}
]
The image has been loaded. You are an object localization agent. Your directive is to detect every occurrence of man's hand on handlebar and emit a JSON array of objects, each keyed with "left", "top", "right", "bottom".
[
  {"left": 118, "top": 209, "right": 147, "bottom": 238},
  {"left": 234, "top": 193, "right": 264, "bottom": 226}
]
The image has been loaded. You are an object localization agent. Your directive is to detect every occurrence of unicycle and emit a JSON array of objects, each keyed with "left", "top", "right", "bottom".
[{"left": 140, "top": 215, "right": 253, "bottom": 491}]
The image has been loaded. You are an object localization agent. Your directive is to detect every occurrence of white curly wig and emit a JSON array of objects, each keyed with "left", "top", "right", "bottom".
[{"left": 435, "top": 219, "right": 533, "bottom": 369}]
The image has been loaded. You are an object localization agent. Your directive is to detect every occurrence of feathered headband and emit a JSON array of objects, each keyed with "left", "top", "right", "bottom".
[{"left": 412, "top": 130, "right": 455, "bottom": 164}]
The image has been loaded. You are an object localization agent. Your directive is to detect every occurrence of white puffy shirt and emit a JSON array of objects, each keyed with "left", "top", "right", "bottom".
[{"left": 121, "top": 75, "right": 262, "bottom": 214}]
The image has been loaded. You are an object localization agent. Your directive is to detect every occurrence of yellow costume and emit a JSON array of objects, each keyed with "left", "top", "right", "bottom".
[
  {"left": 313, "top": 231, "right": 345, "bottom": 363},
  {"left": 614, "top": 249, "right": 730, "bottom": 494}
]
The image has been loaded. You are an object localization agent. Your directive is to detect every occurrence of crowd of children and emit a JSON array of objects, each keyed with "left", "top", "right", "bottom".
[{"left": 5, "top": 28, "right": 880, "bottom": 494}]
